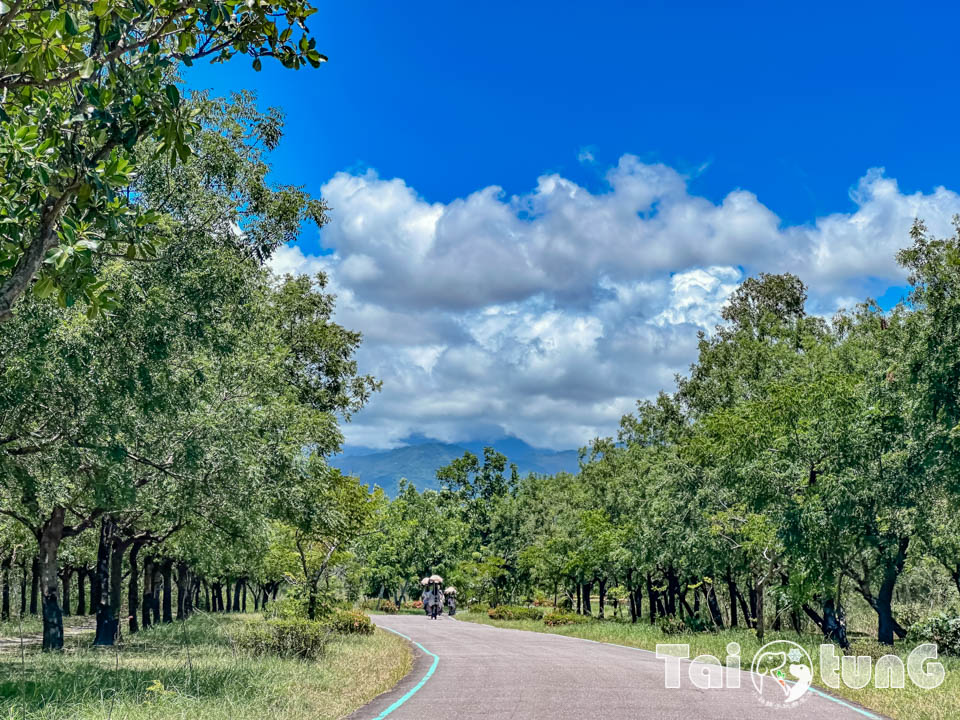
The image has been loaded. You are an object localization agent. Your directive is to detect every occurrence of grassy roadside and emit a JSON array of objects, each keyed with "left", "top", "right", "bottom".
[
  {"left": 458, "top": 611, "right": 959, "bottom": 720},
  {"left": 0, "top": 613, "right": 411, "bottom": 720}
]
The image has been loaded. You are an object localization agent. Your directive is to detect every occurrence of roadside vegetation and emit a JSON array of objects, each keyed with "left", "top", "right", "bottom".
[{"left": 0, "top": 613, "right": 410, "bottom": 720}]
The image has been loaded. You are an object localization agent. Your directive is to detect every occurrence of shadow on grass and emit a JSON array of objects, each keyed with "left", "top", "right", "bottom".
[
  {"left": 0, "top": 658, "right": 266, "bottom": 712},
  {"left": 0, "top": 615, "right": 262, "bottom": 714}
]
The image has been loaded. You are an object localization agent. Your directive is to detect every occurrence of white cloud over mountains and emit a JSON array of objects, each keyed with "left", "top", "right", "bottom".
[{"left": 270, "top": 157, "right": 960, "bottom": 450}]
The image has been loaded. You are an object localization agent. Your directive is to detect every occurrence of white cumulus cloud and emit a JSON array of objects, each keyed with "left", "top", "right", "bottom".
[{"left": 270, "top": 157, "right": 960, "bottom": 450}]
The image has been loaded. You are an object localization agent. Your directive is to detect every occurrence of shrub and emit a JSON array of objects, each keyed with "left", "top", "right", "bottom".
[
  {"left": 488, "top": 605, "right": 545, "bottom": 621},
  {"left": 657, "top": 616, "right": 689, "bottom": 635},
  {"left": 378, "top": 599, "right": 399, "bottom": 614},
  {"left": 408, "top": 600, "right": 424, "bottom": 610},
  {"left": 233, "top": 618, "right": 330, "bottom": 660},
  {"left": 532, "top": 590, "right": 551, "bottom": 607},
  {"left": 894, "top": 602, "right": 932, "bottom": 632},
  {"left": 266, "top": 594, "right": 307, "bottom": 620},
  {"left": 847, "top": 639, "right": 896, "bottom": 661},
  {"left": 682, "top": 613, "right": 714, "bottom": 633},
  {"left": 324, "top": 608, "right": 375, "bottom": 635},
  {"left": 908, "top": 612, "right": 960, "bottom": 656},
  {"left": 543, "top": 611, "right": 589, "bottom": 626},
  {"left": 470, "top": 602, "right": 490, "bottom": 614}
]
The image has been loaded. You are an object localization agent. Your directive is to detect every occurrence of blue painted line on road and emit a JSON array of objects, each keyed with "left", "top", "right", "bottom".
[
  {"left": 803, "top": 686, "right": 879, "bottom": 718},
  {"left": 372, "top": 627, "right": 439, "bottom": 719}
]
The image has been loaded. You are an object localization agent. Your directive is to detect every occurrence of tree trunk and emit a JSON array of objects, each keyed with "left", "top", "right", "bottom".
[
  {"left": 307, "top": 581, "right": 318, "bottom": 620},
  {"left": 575, "top": 582, "right": 581, "bottom": 615},
  {"left": 704, "top": 583, "right": 725, "bottom": 628},
  {"left": 597, "top": 577, "right": 607, "bottom": 620},
  {"left": 803, "top": 598, "right": 849, "bottom": 648},
  {"left": 151, "top": 566, "right": 162, "bottom": 624},
  {"left": 225, "top": 578, "right": 233, "bottom": 613},
  {"left": 646, "top": 574, "right": 657, "bottom": 624},
  {"left": 19, "top": 559, "right": 27, "bottom": 616},
  {"left": 176, "top": 563, "right": 187, "bottom": 620},
  {"left": 241, "top": 580, "right": 247, "bottom": 612},
  {"left": 755, "top": 576, "right": 765, "bottom": 642},
  {"left": 877, "top": 538, "right": 910, "bottom": 645},
  {"left": 582, "top": 581, "right": 592, "bottom": 616},
  {"left": 161, "top": 560, "right": 173, "bottom": 623},
  {"left": 141, "top": 558, "right": 153, "bottom": 629},
  {"left": 128, "top": 543, "right": 143, "bottom": 634},
  {"left": 29, "top": 554, "right": 39, "bottom": 615},
  {"left": 39, "top": 507, "right": 66, "bottom": 651},
  {"left": 204, "top": 583, "right": 211, "bottom": 612},
  {"left": 0, "top": 556, "right": 10, "bottom": 622},
  {"left": 185, "top": 577, "right": 195, "bottom": 617},
  {"left": 727, "top": 575, "right": 739, "bottom": 627},
  {"left": 94, "top": 517, "right": 118, "bottom": 646},
  {"left": 75, "top": 568, "right": 87, "bottom": 616},
  {"left": 109, "top": 537, "right": 124, "bottom": 618},
  {"left": 233, "top": 578, "right": 242, "bottom": 612},
  {"left": 61, "top": 568, "right": 72, "bottom": 617}
]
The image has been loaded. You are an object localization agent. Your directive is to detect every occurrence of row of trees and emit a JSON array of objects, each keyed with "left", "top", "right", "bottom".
[
  {"left": 355, "top": 224, "right": 960, "bottom": 647},
  {"left": 0, "top": 90, "right": 379, "bottom": 649}
]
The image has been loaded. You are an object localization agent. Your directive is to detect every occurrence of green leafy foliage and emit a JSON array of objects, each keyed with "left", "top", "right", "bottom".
[
  {"left": 323, "top": 608, "right": 374, "bottom": 635},
  {"left": 542, "top": 611, "right": 589, "bottom": 627},
  {"left": 0, "top": 0, "right": 328, "bottom": 321},
  {"left": 487, "top": 605, "right": 544, "bottom": 621},
  {"left": 233, "top": 618, "right": 331, "bottom": 659},
  {"left": 908, "top": 612, "right": 960, "bottom": 657}
]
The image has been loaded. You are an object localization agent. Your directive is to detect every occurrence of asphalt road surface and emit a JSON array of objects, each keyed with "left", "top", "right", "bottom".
[{"left": 347, "top": 614, "right": 883, "bottom": 720}]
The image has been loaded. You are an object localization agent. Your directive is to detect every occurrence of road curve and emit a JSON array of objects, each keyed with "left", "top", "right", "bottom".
[{"left": 346, "top": 614, "right": 883, "bottom": 720}]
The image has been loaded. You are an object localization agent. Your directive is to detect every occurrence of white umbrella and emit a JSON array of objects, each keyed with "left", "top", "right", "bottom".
[
  {"left": 444, "top": 586, "right": 457, "bottom": 595},
  {"left": 429, "top": 574, "right": 443, "bottom": 584},
  {"left": 420, "top": 577, "right": 430, "bottom": 586}
]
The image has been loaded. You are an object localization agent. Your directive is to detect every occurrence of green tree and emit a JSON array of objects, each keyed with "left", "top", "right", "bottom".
[{"left": 0, "top": 0, "right": 326, "bottom": 321}]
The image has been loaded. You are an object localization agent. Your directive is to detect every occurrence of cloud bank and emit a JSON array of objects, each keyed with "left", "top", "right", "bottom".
[{"left": 270, "top": 157, "right": 960, "bottom": 450}]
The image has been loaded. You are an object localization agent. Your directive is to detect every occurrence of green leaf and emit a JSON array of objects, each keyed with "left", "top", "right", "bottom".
[
  {"left": 252, "top": 57, "right": 261, "bottom": 71},
  {"left": 164, "top": 84, "right": 180, "bottom": 107},
  {"left": 63, "top": 12, "right": 79, "bottom": 35},
  {"left": 32, "top": 277, "right": 55, "bottom": 299},
  {"left": 79, "top": 57, "right": 95, "bottom": 79}
]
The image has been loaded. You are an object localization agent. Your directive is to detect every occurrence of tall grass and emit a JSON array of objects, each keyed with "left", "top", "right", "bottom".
[
  {"left": 0, "top": 613, "right": 410, "bottom": 720},
  {"left": 460, "top": 611, "right": 960, "bottom": 720}
]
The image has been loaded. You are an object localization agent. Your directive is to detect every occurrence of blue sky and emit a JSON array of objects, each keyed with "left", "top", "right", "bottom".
[
  {"left": 188, "top": 1, "right": 956, "bottom": 228},
  {"left": 185, "top": 1, "right": 960, "bottom": 450}
]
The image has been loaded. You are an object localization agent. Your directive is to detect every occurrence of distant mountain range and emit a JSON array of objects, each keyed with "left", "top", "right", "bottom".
[{"left": 329, "top": 437, "right": 579, "bottom": 496}]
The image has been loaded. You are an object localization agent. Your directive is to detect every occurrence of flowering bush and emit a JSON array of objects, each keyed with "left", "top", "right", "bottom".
[{"left": 324, "top": 608, "right": 375, "bottom": 635}]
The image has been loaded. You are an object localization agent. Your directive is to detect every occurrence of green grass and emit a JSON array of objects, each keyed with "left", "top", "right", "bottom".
[
  {"left": 0, "top": 612, "right": 411, "bottom": 720},
  {"left": 459, "top": 611, "right": 960, "bottom": 720}
]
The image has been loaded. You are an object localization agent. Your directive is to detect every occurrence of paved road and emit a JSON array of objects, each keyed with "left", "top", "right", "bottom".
[{"left": 347, "top": 614, "right": 882, "bottom": 720}]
